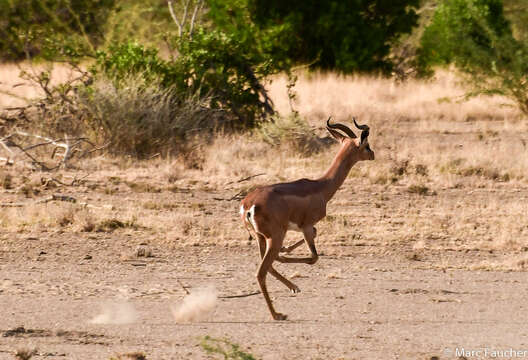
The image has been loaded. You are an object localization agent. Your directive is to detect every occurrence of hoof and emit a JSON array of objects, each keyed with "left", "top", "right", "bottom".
[
  {"left": 290, "top": 286, "right": 301, "bottom": 294},
  {"left": 307, "top": 256, "right": 318, "bottom": 265},
  {"left": 273, "top": 313, "right": 288, "bottom": 321},
  {"left": 280, "top": 246, "right": 290, "bottom": 253}
]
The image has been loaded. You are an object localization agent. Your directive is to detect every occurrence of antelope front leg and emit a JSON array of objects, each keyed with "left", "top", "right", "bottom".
[
  {"left": 280, "top": 239, "right": 304, "bottom": 253},
  {"left": 277, "top": 227, "right": 319, "bottom": 265},
  {"left": 303, "top": 226, "right": 318, "bottom": 264},
  {"left": 280, "top": 227, "right": 318, "bottom": 254}
]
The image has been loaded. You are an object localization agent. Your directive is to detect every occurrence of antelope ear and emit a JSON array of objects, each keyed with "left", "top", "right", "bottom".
[
  {"left": 327, "top": 128, "right": 346, "bottom": 142},
  {"left": 360, "top": 129, "right": 369, "bottom": 144}
]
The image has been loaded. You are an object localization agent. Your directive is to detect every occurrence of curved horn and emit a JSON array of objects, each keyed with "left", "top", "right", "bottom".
[
  {"left": 353, "top": 117, "right": 370, "bottom": 144},
  {"left": 326, "top": 117, "right": 357, "bottom": 139},
  {"left": 353, "top": 117, "right": 369, "bottom": 131}
]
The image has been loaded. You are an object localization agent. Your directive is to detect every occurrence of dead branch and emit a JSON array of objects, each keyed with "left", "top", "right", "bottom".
[
  {"left": 213, "top": 189, "right": 249, "bottom": 201},
  {"left": 0, "top": 137, "right": 15, "bottom": 156},
  {"left": 77, "top": 142, "right": 110, "bottom": 159},
  {"left": 0, "top": 194, "right": 76, "bottom": 207},
  {"left": 225, "top": 173, "right": 265, "bottom": 186},
  {"left": 43, "top": 173, "right": 91, "bottom": 187},
  {"left": 7, "top": 140, "right": 52, "bottom": 171},
  {"left": 0, "top": 157, "right": 14, "bottom": 166},
  {"left": 1, "top": 193, "right": 110, "bottom": 209},
  {"left": 168, "top": 1, "right": 183, "bottom": 37},
  {"left": 189, "top": 0, "right": 204, "bottom": 39},
  {"left": 177, "top": 279, "right": 191, "bottom": 295},
  {"left": 168, "top": 0, "right": 203, "bottom": 39},
  {"left": 0, "top": 131, "right": 101, "bottom": 170},
  {"left": 36, "top": 194, "right": 77, "bottom": 204},
  {"left": 218, "top": 291, "right": 261, "bottom": 299},
  {"left": 0, "top": 203, "right": 23, "bottom": 207}
]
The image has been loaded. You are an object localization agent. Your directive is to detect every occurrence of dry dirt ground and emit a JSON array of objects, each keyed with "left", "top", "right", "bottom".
[
  {"left": 1, "top": 169, "right": 528, "bottom": 360},
  {"left": 2, "top": 68, "right": 528, "bottom": 359}
]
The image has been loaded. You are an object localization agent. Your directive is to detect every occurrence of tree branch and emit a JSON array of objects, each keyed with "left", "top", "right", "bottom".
[{"left": 168, "top": 1, "right": 183, "bottom": 37}]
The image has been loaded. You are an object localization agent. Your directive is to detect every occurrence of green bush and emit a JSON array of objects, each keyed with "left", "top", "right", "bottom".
[
  {"left": 94, "top": 33, "right": 279, "bottom": 128},
  {"left": 418, "top": 0, "right": 528, "bottom": 115},
  {"left": 0, "top": 0, "right": 115, "bottom": 61},
  {"left": 174, "top": 28, "right": 278, "bottom": 127},
  {"left": 93, "top": 42, "right": 179, "bottom": 86},
  {"left": 1, "top": 1, "right": 297, "bottom": 158},
  {"left": 209, "top": 0, "right": 420, "bottom": 74},
  {"left": 418, "top": 0, "right": 512, "bottom": 69}
]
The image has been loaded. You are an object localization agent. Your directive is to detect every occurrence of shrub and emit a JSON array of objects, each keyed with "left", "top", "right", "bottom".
[
  {"left": 93, "top": 42, "right": 179, "bottom": 86},
  {"left": 93, "top": 34, "right": 280, "bottom": 128},
  {"left": 174, "top": 29, "right": 277, "bottom": 128},
  {"left": 257, "top": 115, "right": 325, "bottom": 156},
  {"left": 418, "top": 0, "right": 528, "bottom": 115},
  {"left": 0, "top": 0, "right": 115, "bottom": 61},
  {"left": 78, "top": 76, "right": 222, "bottom": 157},
  {"left": 209, "top": 0, "right": 420, "bottom": 74},
  {"left": 1, "top": 3, "right": 295, "bottom": 158}
]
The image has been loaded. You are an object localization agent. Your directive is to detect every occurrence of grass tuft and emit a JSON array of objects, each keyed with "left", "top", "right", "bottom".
[
  {"left": 96, "top": 218, "right": 138, "bottom": 232},
  {"left": 15, "top": 349, "right": 37, "bottom": 360},
  {"left": 110, "top": 352, "right": 147, "bottom": 360},
  {"left": 257, "top": 114, "right": 326, "bottom": 156},
  {"left": 1, "top": 172, "right": 13, "bottom": 189},
  {"left": 200, "top": 336, "right": 257, "bottom": 360},
  {"left": 407, "top": 184, "right": 436, "bottom": 196}
]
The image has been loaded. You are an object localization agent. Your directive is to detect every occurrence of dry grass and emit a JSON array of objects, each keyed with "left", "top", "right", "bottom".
[
  {"left": 269, "top": 70, "right": 522, "bottom": 123},
  {"left": 2, "top": 67, "right": 528, "bottom": 270},
  {"left": 15, "top": 349, "right": 37, "bottom": 360},
  {"left": 110, "top": 352, "right": 147, "bottom": 360}
]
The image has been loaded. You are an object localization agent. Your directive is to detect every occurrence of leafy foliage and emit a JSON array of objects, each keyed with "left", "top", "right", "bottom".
[
  {"left": 174, "top": 28, "right": 277, "bottom": 127},
  {"left": 93, "top": 42, "right": 178, "bottom": 86},
  {"left": 0, "top": 0, "right": 115, "bottom": 60},
  {"left": 418, "top": 0, "right": 528, "bottom": 114},
  {"left": 94, "top": 31, "right": 278, "bottom": 128},
  {"left": 504, "top": 0, "right": 528, "bottom": 42},
  {"left": 214, "top": 0, "right": 420, "bottom": 74},
  {"left": 418, "top": 0, "right": 511, "bottom": 68}
]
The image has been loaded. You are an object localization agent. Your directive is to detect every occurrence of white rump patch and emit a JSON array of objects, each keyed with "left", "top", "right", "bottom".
[
  {"left": 247, "top": 205, "right": 258, "bottom": 232},
  {"left": 288, "top": 222, "right": 303, "bottom": 232}
]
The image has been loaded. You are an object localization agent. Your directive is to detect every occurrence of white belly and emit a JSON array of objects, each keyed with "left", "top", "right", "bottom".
[{"left": 288, "top": 222, "right": 303, "bottom": 232}]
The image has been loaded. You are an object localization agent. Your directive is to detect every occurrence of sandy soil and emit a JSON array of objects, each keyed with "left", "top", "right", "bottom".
[{"left": 1, "top": 176, "right": 528, "bottom": 360}]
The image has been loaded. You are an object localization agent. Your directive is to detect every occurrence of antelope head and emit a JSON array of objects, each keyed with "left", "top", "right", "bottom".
[{"left": 326, "top": 117, "right": 375, "bottom": 161}]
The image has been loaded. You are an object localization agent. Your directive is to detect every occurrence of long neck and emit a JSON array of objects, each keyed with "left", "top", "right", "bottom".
[{"left": 318, "top": 143, "right": 359, "bottom": 202}]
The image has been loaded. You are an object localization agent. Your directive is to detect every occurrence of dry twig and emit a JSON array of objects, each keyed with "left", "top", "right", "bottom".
[
  {"left": 0, "top": 131, "right": 103, "bottom": 170},
  {"left": 0, "top": 193, "right": 109, "bottom": 209}
]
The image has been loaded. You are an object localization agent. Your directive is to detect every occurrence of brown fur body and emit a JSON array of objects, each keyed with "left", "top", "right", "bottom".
[
  {"left": 241, "top": 179, "right": 327, "bottom": 237},
  {"left": 240, "top": 119, "right": 374, "bottom": 320}
]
